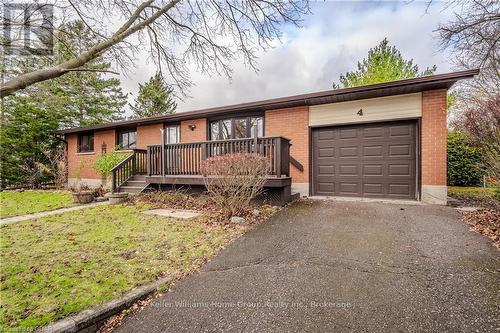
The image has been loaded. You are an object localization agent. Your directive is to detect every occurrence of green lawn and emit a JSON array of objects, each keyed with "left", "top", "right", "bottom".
[
  {"left": 0, "top": 204, "right": 244, "bottom": 331},
  {"left": 448, "top": 186, "right": 497, "bottom": 198},
  {"left": 0, "top": 191, "right": 75, "bottom": 218}
]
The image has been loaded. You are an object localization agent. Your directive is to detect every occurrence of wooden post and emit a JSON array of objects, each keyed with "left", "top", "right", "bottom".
[
  {"left": 253, "top": 123, "right": 258, "bottom": 153},
  {"left": 276, "top": 137, "right": 282, "bottom": 178},
  {"left": 160, "top": 128, "right": 165, "bottom": 177}
]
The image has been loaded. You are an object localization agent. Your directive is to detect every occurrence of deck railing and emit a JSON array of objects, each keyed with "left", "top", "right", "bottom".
[
  {"left": 111, "top": 149, "right": 147, "bottom": 192},
  {"left": 147, "top": 137, "right": 290, "bottom": 178}
]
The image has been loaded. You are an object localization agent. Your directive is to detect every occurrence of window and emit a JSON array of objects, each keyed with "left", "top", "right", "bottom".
[
  {"left": 78, "top": 132, "right": 94, "bottom": 153},
  {"left": 165, "top": 125, "right": 180, "bottom": 144},
  {"left": 117, "top": 128, "right": 137, "bottom": 149},
  {"left": 209, "top": 116, "right": 263, "bottom": 140}
]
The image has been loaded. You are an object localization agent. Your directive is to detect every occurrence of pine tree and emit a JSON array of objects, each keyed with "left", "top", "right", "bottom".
[
  {"left": 130, "top": 73, "right": 177, "bottom": 119},
  {"left": 333, "top": 38, "right": 436, "bottom": 89},
  {"left": 0, "top": 21, "right": 127, "bottom": 187}
]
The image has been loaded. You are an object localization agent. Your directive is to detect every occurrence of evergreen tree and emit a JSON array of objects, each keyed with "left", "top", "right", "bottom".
[
  {"left": 50, "top": 21, "right": 127, "bottom": 127},
  {"left": 333, "top": 38, "right": 436, "bottom": 89},
  {"left": 130, "top": 73, "right": 177, "bottom": 118},
  {"left": 0, "top": 21, "right": 127, "bottom": 187}
]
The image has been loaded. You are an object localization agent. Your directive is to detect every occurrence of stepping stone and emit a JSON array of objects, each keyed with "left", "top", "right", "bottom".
[
  {"left": 455, "top": 206, "right": 482, "bottom": 212},
  {"left": 143, "top": 209, "right": 203, "bottom": 219}
]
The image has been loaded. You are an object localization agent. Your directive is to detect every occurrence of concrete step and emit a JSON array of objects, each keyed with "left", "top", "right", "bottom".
[{"left": 290, "top": 192, "right": 301, "bottom": 201}]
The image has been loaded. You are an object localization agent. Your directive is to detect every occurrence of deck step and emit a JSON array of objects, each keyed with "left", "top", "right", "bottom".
[
  {"left": 131, "top": 174, "right": 147, "bottom": 180},
  {"left": 125, "top": 180, "right": 147, "bottom": 187},
  {"left": 119, "top": 185, "right": 146, "bottom": 194}
]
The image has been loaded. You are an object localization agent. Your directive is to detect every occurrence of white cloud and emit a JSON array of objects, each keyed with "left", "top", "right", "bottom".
[{"left": 120, "top": 1, "right": 455, "bottom": 115}]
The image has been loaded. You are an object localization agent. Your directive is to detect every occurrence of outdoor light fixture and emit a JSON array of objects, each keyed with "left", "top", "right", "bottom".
[
  {"left": 188, "top": 124, "right": 196, "bottom": 131},
  {"left": 101, "top": 142, "right": 107, "bottom": 153}
]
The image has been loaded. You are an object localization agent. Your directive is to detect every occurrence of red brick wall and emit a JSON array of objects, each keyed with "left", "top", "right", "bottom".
[
  {"left": 421, "top": 89, "right": 447, "bottom": 185},
  {"left": 136, "top": 123, "right": 163, "bottom": 148},
  {"left": 265, "top": 106, "right": 309, "bottom": 183},
  {"left": 67, "top": 129, "right": 116, "bottom": 179},
  {"left": 180, "top": 118, "right": 207, "bottom": 142}
]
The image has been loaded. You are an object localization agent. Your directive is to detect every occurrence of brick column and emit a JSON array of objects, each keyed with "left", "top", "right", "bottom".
[
  {"left": 265, "top": 106, "right": 309, "bottom": 196},
  {"left": 421, "top": 89, "right": 447, "bottom": 204}
]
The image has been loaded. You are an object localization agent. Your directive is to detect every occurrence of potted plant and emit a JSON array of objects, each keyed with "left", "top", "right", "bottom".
[
  {"left": 71, "top": 185, "right": 94, "bottom": 204},
  {"left": 71, "top": 161, "right": 94, "bottom": 204}
]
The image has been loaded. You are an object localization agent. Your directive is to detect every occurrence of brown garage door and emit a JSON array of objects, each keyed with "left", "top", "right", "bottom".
[{"left": 312, "top": 120, "right": 417, "bottom": 199}]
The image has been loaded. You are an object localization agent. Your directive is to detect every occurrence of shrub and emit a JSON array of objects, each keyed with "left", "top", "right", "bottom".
[
  {"left": 447, "top": 131, "right": 482, "bottom": 186},
  {"left": 94, "top": 149, "right": 129, "bottom": 179},
  {"left": 200, "top": 153, "right": 268, "bottom": 217}
]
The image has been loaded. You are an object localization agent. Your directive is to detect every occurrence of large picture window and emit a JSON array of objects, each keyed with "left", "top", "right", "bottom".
[
  {"left": 78, "top": 132, "right": 94, "bottom": 153},
  {"left": 117, "top": 128, "right": 137, "bottom": 149},
  {"left": 209, "top": 116, "right": 263, "bottom": 140}
]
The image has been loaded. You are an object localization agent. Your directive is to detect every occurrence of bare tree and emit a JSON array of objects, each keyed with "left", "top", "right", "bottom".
[
  {"left": 0, "top": 0, "right": 309, "bottom": 98},
  {"left": 436, "top": 0, "right": 499, "bottom": 110}
]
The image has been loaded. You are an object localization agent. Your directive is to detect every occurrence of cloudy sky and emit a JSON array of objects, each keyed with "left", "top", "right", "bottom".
[{"left": 121, "top": 0, "right": 456, "bottom": 115}]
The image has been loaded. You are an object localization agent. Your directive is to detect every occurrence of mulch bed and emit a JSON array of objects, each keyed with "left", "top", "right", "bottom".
[
  {"left": 450, "top": 195, "right": 500, "bottom": 249},
  {"left": 461, "top": 209, "right": 500, "bottom": 248},
  {"left": 129, "top": 190, "right": 280, "bottom": 226}
]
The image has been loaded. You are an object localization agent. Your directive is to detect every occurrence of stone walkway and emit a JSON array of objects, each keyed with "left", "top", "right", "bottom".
[{"left": 0, "top": 201, "right": 109, "bottom": 225}]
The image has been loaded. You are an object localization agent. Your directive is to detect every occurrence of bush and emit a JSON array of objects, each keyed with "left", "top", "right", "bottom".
[
  {"left": 447, "top": 131, "right": 482, "bottom": 186},
  {"left": 94, "top": 149, "right": 129, "bottom": 179},
  {"left": 200, "top": 153, "right": 268, "bottom": 217}
]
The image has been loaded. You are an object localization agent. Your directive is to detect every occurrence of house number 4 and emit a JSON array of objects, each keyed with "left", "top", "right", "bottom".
[{"left": 357, "top": 108, "right": 363, "bottom": 116}]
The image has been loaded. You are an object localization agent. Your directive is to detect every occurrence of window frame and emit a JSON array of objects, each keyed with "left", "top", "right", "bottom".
[
  {"left": 164, "top": 124, "right": 180, "bottom": 144},
  {"left": 209, "top": 115, "right": 264, "bottom": 141},
  {"left": 116, "top": 127, "right": 137, "bottom": 150},
  {"left": 77, "top": 132, "right": 94, "bottom": 153}
]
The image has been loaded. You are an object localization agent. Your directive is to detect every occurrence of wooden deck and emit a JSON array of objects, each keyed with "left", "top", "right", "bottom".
[
  {"left": 111, "top": 136, "right": 294, "bottom": 204},
  {"left": 145, "top": 174, "right": 292, "bottom": 188}
]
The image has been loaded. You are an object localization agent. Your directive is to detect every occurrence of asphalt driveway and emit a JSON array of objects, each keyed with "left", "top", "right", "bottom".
[{"left": 115, "top": 200, "right": 499, "bottom": 332}]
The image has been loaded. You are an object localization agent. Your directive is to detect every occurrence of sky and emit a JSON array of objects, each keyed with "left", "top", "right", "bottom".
[{"left": 121, "top": 0, "right": 456, "bottom": 115}]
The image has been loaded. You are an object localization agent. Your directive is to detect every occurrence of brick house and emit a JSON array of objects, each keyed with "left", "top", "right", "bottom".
[{"left": 56, "top": 69, "right": 478, "bottom": 205}]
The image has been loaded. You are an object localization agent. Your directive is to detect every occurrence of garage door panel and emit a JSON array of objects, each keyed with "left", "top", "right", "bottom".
[
  {"left": 313, "top": 120, "right": 417, "bottom": 200},
  {"left": 339, "top": 164, "right": 359, "bottom": 176},
  {"left": 389, "top": 144, "right": 412, "bottom": 157},
  {"left": 364, "top": 183, "right": 384, "bottom": 195},
  {"left": 317, "top": 182, "right": 335, "bottom": 194},
  {"left": 339, "top": 146, "right": 359, "bottom": 157},
  {"left": 388, "top": 184, "right": 410, "bottom": 196},
  {"left": 388, "top": 164, "right": 410, "bottom": 176},
  {"left": 389, "top": 124, "right": 412, "bottom": 137},
  {"left": 363, "top": 145, "right": 383, "bottom": 157},
  {"left": 318, "top": 165, "right": 335, "bottom": 175},
  {"left": 363, "top": 126, "right": 384, "bottom": 138},
  {"left": 339, "top": 128, "right": 357, "bottom": 139},
  {"left": 339, "top": 182, "right": 360, "bottom": 195},
  {"left": 363, "top": 164, "right": 384, "bottom": 176}
]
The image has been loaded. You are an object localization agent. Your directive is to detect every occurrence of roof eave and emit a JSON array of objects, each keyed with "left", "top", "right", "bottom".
[{"left": 54, "top": 69, "right": 479, "bottom": 135}]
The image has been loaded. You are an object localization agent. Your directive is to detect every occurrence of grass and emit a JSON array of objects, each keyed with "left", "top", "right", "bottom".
[
  {"left": 448, "top": 186, "right": 497, "bottom": 198},
  {"left": 0, "top": 190, "right": 75, "bottom": 218},
  {"left": 0, "top": 204, "right": 244, "bottom": 331}
]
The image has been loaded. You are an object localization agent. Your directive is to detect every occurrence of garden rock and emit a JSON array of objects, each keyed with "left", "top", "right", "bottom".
[
  {"left": 95, "top": 196, "right": 108, "bottom": 202},
  {"left": 252, "top": 209, "right": 261, "bottom": 216},
  {"left": 230, "top": 216, "right": 246, "bottom": 224}
]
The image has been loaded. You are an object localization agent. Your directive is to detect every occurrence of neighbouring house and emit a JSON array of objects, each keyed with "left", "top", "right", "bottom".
[{"left": 55, "top": 69, "right": 479, "bottom": 205}]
